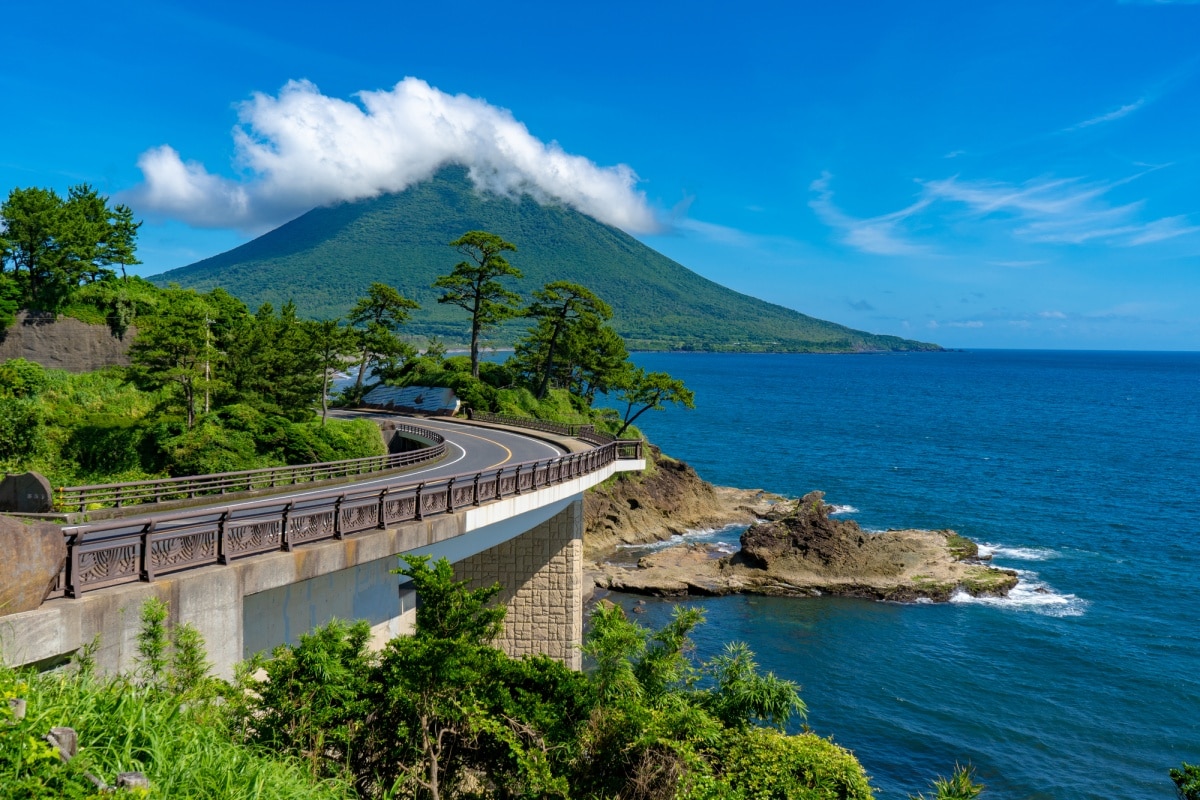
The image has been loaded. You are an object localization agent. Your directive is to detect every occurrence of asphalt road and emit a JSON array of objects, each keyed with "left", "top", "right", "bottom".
[
  {"left": 70, "top": 413, "right": 574, "bottom": 530},
  {"left": 333, "top": 410, "right": 569, "bottom": 481}
]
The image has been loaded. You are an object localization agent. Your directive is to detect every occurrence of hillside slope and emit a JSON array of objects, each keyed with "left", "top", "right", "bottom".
[{"left": 153, "top": 166, "right": 939, "bottom": 352}]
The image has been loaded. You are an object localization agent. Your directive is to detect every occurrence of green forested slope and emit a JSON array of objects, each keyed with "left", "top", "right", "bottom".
[{"left": 153, "top": 166, "right": 939, "bottom": 352}]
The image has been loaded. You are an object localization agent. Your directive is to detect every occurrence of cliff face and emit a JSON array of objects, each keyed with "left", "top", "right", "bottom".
[
  {"left": 583, "top": 446, "right": 781, "bottom": 559},
  {"left": 0, "top": 312, "right": 134, "bottom": 372}
]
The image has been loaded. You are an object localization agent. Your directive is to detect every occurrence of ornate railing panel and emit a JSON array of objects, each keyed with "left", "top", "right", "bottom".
[
  {"left": 56, "top": 424, "right": 446, "bottom": 513},
  {"left": 58, "top": 439, "right": 642, "bottom": 598}
]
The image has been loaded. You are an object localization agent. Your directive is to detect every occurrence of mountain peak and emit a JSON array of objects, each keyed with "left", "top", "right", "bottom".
[{"left": 152, "top": 167, "right": 939, "bottom": 353}]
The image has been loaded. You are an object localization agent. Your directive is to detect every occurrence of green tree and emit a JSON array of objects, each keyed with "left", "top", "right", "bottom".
[
  {"left": 348, "top": 282, "right": 420, "bottom": 395},
  {"left": 305, "top": 318, "right": 356, "bottom": 425},
  {"left": 520, "top": 281, "right": 612, "bottom": 399},
  {"left": 364, "top": 557, "right": 574, "bottom": 799},
  {"left": 1, "top": 186, "right": 66, "bottom": 309},
  {"left": 104, "top": 202, "right": 142, "bottom": 283},
  {"left": 434, "top": 231, "right": 522, "bottom": 379},
  {"left": 562, "top": 315, "right": 629, "bottom": 404},
  {"left": 128, "top": 287, "right": 214, "bottom": 428},
  {"left": 0, "top": 184, "right": 141, "bottom": 313},
  {"left": 613, "top": 366, "right": 696, "bottom": 437}
]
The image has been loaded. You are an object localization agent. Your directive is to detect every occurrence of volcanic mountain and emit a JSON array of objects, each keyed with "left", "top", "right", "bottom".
[{"left": 152, "top": 166, "right": 939, "bottom": 353}]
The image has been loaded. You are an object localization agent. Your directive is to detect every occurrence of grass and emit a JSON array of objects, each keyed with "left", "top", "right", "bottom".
[
  {"left": 960, "top": 566, "right": 1019, "bottom": 597},
  {"left": 1, "top": 661, "right": 357, "bottom": 799},
  {"left": 944, "top": 533, "right": 979, "bottom": 561}
]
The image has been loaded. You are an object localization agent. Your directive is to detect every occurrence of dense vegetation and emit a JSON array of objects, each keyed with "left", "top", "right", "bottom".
[
  {"left": 0, "top": 356, "right": 384, "bottom": 488},
  {"left": 0, "top": 278, "right": 389, "bottom": 488},
  {"left": 2, "top": 557, "right": 882, "bottom": 799},
  {"left": 152, "top": 166, "right": 941, "bottom": 353}
]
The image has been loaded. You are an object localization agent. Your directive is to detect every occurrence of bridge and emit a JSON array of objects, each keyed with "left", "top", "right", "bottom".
[{"left": 0, "top": 412, "right": 645, "bottom": 676}]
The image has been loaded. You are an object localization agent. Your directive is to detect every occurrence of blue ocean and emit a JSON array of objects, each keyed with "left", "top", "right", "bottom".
[{"left": 608, "top": 350, "right": 1200, "bottom": 800}]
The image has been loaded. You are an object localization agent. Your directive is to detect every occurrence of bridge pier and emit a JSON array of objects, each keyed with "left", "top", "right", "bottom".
[{"left": 455, "top": 498, "right": 583, "bottom": 669}]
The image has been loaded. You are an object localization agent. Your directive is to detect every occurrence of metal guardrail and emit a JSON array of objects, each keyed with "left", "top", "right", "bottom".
[
  {"left": 468, "top": 410, "right": 595, "bottom": 436},
  {"left": 56, "top": 424, "right": 446, "bottom": 513},
  {"left": 468, "top": 411, "right": 638, "bottom": 457},
  {"left": 55, "top": 440, "right": 642, "bottom": 598}
]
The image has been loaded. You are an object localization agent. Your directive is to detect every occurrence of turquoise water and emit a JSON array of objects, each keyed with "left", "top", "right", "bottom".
[{"left": 609, "top": 350, "right": 1200, "bottom": 799}]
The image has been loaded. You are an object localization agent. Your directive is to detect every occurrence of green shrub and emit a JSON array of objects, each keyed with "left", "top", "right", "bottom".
[
  {"left": 0, "top": 359, "right": 50, "bottom": 398},
  {"left": 715, "top": 727, "right": 875, "bottom": 800},
  {"left": 63, "top": 415, "right": 151, "bottom": 476},
  {"left": 1173, "top": 762, "right": 1200, "bottom": 800},
  {"left": 0, "top": 396, "right": 45, "bottom": 462}
]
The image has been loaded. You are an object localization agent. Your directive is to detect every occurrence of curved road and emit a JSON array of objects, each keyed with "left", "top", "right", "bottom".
[
  {"left": 179, "top": 411, "right": 572, "bottom": 515},
  {"left": 335, "top": 410, "right": 569, "bottom": 479},
  {"left": 70, "top": 412, "right": 576, "bottom": 528}
]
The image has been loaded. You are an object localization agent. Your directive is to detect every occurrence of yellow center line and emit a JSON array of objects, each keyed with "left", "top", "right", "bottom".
[{"left": 435, "top": 427, "right": 514, "bottom": 469}]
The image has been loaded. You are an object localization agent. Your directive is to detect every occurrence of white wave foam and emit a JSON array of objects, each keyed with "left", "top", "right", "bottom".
[
  {"left": 950, "top": 571, "right": 1087, "bottom": 617},
  {"left": 977, "top": 543, "right": 1058, "bottom": 561},
  {"left": 615, "top": 523, "right": 745, "bottom": 552},
  {"left": 828, "top": 504, "right": 859, "bottom": 515}
]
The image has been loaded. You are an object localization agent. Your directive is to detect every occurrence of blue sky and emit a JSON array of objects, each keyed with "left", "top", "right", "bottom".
[{"left": 4, "top": 0, "right": 1199, "bottom": 349}]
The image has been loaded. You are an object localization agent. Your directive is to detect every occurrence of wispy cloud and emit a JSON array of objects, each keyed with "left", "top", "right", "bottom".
[
  {"left": 812, "top": 169, "right": 1199, "bottom": 254},
  {"left": 126, "top": 77, "right": 657, "bottom": 234},
  {"left": 990, "top": 259, "right": 1046, "bottom": 269},
  {"left": 674, "top": 218, "right": 757, "bottom": 247},
  {"left": 923, "top": 173, "right": 1200, "bottom": 247},
  {"left": 1064, "top": 98, "right": 1146, "bottom": 131},
  {"left": 809, "top": 172, "right": 931, "bottom": 255}
]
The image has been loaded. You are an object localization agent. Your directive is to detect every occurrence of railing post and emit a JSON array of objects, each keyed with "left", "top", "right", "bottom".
[
  {"left": 217, "top": 511, "right": 232, "bottom": 564},
  {"left": 334, "top": 495, "right": 345, "bottom": 540},
  {"left": 415, "top": 483, "right": 424, "bottom": 520},
  {"left": 495, "top": 469, "right": 503, "bottom": 500},
  {"left": 378, "top": 488, "right": 388, "bottom": 529},
  {"left": 446, "top": 477, "right": 456, "bottom": 512},
  {"left": 282, "top": 503, "right": 295, "bottom": 551},
  {"left": 473, "top": 473, "right": 480, "bottom": 506},
  {"left": 140, "top": 520, "right": 158, "bottom": 582},
  {"left": 513, "top": 465, "right": 522, "bottom": 495}
]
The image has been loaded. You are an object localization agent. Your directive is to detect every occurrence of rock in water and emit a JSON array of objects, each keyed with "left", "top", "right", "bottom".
[
  {"left": 740, "top": 491, "right": 857, "bottom": 569},
  {"left": 0, "top": 515, "right": 66, "bottom": 615},
  {"left": 594, "top": 489, "right": 1020, "bottom": 602}
]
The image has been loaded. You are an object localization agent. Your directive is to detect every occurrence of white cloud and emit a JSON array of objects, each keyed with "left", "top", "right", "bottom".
[
  {"left": 1065, "top": 98, "right": 1146, "bottom": 131},
  {"left": 126, "top": 78, "right": 657, "bottom": 234},
  {"left": 922, "top": 173, "right": 1199, "bottom": 247},
  {"left": 809, "top": 173, "right": 931, "bottom": 255}
]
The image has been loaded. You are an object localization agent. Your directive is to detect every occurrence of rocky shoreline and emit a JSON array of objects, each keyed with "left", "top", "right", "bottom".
[{"left": 584, "top": 450, "right": 1018, "bottom": 604}]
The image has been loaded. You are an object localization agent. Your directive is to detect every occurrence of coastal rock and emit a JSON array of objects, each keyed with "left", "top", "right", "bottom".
[
  {"left": 584, "top": 445, "right": 784, "bottom": 559},
  {"left": 592, "top": 492, "right": 1018, "bottom": 603},
  {"left": 0, "top": 515, "right": 67, "bottom": 616}
]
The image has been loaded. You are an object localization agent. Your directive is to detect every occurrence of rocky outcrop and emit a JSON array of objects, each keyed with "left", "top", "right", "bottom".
[
  {"left": 584, "top": 446, "right": 784, "bottom": 559},
  {"left": 0, "top": 515, "right": 66, "bottom": 616},
  {"left": 0, "top": 311, "right": 134, "bottom": 372},
  {"left": 592, "top": 491, "right": 1018, "bottom": 603}
]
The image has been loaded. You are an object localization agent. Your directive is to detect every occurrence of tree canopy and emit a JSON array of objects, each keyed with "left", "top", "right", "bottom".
[
  {"left": 347, "top": 282, "right": 420, "bottom": 395},
  {"left": 0, "top": 184, "right": 140, "bottom": 315},
  {"left": 434, "top": 231, "right": 522, "bottom": 378},
  {"left": 612, "top": 367, "right": 697, "bottom": 437}
]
